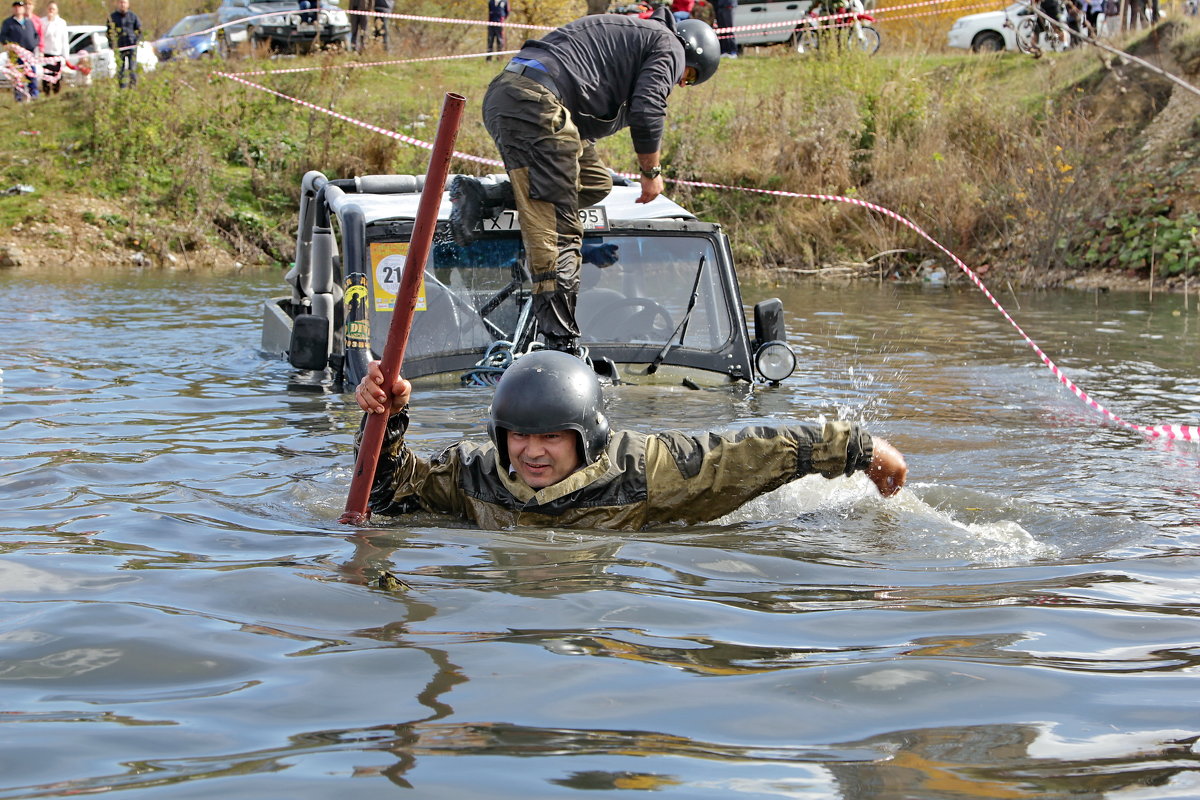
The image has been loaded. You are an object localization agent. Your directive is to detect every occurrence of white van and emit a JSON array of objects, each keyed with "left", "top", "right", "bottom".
[{"left": 734, "top": 0, "right": 816, "bottom": 48}]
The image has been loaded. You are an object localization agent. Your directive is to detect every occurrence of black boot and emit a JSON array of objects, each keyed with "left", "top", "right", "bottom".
[
  {"left": 544, "top": 335, "right": 583, "bottom": 359},
  {"left": 449, "top": 175, "right": 485, "bottom": 247}
]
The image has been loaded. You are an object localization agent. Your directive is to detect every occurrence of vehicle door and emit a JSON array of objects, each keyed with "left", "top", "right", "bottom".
[
  {"left": 219, "top": 0, "right": 253, "bottom": 42},
  {"left": 734, "top": 0, "right": 813, "bottom": 46}
]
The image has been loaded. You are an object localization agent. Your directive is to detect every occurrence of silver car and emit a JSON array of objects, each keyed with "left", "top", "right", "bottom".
[
  {"left": 734, "top": 0, "right": 816, "bottom": 49},
  {"left": 216, "top": 0, "right": 352, "bottom": 54}
]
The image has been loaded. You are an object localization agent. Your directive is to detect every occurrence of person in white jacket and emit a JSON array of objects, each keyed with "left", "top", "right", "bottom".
[{"left": 40, "top": 1, "right": 64, "bottom": 94}]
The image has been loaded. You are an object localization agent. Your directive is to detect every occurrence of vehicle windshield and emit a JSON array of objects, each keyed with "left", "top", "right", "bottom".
[
  {"left": 168, "top": 16, "right": 214, "bottom": 36},
  {"left": 398, "top": 232, "right": 732, "bottom": 362}
]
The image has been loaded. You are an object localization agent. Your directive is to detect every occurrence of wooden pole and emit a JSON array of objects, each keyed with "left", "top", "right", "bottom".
[{"left": 340, "top": 92, "right": 465, "bottom": 525}]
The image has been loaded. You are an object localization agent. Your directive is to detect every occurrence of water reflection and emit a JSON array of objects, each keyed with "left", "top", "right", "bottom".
[{"left": 3, "top": 271, "right": 1200, "bottom": 797}]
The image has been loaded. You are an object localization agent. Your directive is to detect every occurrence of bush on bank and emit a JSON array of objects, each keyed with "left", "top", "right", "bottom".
[{"left": 0, "top": 17, "right": 1196, "bottom": 283}]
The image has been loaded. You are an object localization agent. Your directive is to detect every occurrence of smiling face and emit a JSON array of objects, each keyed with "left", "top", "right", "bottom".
[{"left": 506, "top": 430, "right": 582, "bottom": 489}]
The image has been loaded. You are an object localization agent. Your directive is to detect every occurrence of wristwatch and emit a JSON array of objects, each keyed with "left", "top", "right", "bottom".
[{"left": 640, "top": 165, "right": 662, "bottom": 179}]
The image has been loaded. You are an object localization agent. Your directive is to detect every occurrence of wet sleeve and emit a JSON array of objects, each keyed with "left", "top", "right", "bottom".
[
  {"left": 355, "top": 410, "right": 467, "bottom": 517},
  {"left": 643, "top": 421, "right": 874, "bottom": 524}
]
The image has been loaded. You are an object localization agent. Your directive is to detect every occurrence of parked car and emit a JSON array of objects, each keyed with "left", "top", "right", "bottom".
[
  {"left": 946, "top": 2, "right": 1028, "bottom": 51},
  {"left": 613, "top": 0, "right": 837, "bottom": 52},
  {"left": 0, "top": 24, "right": 155, "bottom": 90},
  {"left": 947, "top": 2, "right": 1119, "bottom": 52},
  {"left": 155, "top": 14, "right": 220, "bottom": 61},
  {"left": 65, "top": 24, "right": 157, "bottom": 84},
  {"left": 734, "top": 0, "right": 816, "bottom": 49},
  {"left": 216, "top": 0, "right": 352, "bottom": 54}
]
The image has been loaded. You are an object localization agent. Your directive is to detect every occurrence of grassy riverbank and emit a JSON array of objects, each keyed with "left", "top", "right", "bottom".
[{"left": 1, "top": 17, "right": 1197, "bottom": 287}]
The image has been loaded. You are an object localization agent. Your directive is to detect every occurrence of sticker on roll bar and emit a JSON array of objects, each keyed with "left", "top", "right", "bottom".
[{"left": 481, "top": 206, "right": 608, "bottom": 233}]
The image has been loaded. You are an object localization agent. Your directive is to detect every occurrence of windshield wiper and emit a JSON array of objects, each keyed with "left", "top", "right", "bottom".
[{"left": 648, "top": 253, "right": 706, "bottom": 374}]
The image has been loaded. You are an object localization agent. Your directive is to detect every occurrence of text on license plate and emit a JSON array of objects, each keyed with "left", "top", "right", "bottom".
[{"left": 481, "top": 206, "right": 608, "bottom": 233}]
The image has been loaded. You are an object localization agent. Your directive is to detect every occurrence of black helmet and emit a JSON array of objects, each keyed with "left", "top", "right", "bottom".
[
  {"left": 488, "top": 350, "right": 611, "bottom": 468},
  {"left": 676, "top": 19, "right": 720, "bottom": 85}
]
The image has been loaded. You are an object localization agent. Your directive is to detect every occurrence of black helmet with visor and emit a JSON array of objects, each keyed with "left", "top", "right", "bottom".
[{"left": 676, "top": 19, "right": 720, "bottom": 86}]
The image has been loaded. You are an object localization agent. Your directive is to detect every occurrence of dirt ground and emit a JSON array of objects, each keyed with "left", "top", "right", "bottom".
[{"left": 0, "top": 195, "right": 250, "bottom": 274}]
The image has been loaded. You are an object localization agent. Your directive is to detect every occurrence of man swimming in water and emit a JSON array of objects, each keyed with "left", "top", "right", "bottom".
[{"left": 354, "top": 350, "right": 907, "bottom": 530}]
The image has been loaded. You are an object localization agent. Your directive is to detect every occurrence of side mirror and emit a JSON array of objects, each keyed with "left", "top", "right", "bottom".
[
  {"left": 289, "top": 314, "right": 330, "bottom": 371},
  {"left": 752, "top": 299, "right": 795, "bottom": 383},
  {"left": 753, "top": 297, "right": 786, "bottom": 349}
]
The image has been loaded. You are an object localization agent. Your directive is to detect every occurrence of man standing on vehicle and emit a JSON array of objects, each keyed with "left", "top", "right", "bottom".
[
  {"left": 106, "top": 0, "right": 140, "bottom": 88},
  {"left": 353, "top": 350, "right": 909, "bottom": 529},
  {"left": 451, "top": 10, "right": 720, "bottom": 357},
  {"left": 1, "top": 0, "right": 38, "bottom": 100}
]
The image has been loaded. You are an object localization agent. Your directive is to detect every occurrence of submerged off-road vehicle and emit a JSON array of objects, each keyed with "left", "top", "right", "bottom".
[{"left": 260, "top": 171, "right": 798, "bottom": 389}]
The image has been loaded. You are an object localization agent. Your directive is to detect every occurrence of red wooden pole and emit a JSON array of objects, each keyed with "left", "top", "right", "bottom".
[{"left": 340, "top": 92, "right": 465, "bottom": 525}]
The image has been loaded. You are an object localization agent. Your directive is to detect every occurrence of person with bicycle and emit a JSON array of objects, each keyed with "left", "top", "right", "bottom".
[{"left": 1036, "top": 0, "right": 1067, "bottom": 48}]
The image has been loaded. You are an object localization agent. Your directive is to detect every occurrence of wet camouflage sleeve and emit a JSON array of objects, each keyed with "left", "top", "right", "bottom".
[
  {"left": 642, "top": 421, "right": 874, "bottom": 525},
  {"left": 357, "top": 411, "right": 472, "bottom": 518}
]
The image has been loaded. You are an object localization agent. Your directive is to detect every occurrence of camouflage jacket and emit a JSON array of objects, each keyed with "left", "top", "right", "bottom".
[{"left": 362, "top": 412, "right": 874, "bottom": 530}]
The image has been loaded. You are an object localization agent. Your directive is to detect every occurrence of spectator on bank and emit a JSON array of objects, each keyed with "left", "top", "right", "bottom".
[
  {"left": 672, "top": 0, "right": 695, "bottom": 20},
  {"left": 25, "top": 0, "right": 42, "bottom": 87},
  {"left": 373, "top": 0, "right": 393, "bottom": 51},
  {"left": 1065, "top": 0, "right": 1083, "bottom": 44},
  {"left": 26, "top": 0, "right": 42, "bottom": 52},
  {"left": 486, "top": 0, "right": 507, "bottom": 61},
  {"left": 1081, "top": 0, "right": 1103, "bottom": 35},
  {"left": 714, "top": 0, "right": 736, "bottom": 57},
  {"left": 40, "top": 0, "right": 63, "bottom": 94},
  {"left": 1, "top": 0, "right": 38, "bottom": 101},
  {"left": 106, "top": 0, "right": 140, "bottom": 89},
  {"left": 349, "top": 0, "right": 368, "bottom": 50}
]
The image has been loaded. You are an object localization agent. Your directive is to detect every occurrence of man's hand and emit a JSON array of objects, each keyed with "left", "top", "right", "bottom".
[
  {"left": 355, "top": 360, "right": 411, "bottom": 416},
  {"left": 866, "top": 437, "right": 907, "bottom": 497},
  {"left": 636, "top": 173, "right": 664, "bottom": 204}
]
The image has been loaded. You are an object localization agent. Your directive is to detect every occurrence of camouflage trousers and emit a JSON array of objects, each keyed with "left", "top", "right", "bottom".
[{"left": 482, "top": 70, "right": 613, "bottom": 342}]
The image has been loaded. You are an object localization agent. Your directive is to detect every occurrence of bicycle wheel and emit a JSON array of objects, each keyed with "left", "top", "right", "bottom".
[
  {"left": 844, "top": 24, "right": 880, "bottom": 54},
  {"left": 792, "top": 25, "right": 820, "bottom": 53},
  {"left": 1014, "top": 16, "right": 1040, "bottom": 55}
]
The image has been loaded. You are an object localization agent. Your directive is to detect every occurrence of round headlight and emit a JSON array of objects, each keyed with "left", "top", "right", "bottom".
[{"left": 755, "top": 341, "right": 796, "bottom": 383}]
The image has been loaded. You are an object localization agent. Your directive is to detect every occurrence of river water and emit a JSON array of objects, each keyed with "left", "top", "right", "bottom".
[{"left": 1, "top": 269, "right": 1198, "bottom": 799}]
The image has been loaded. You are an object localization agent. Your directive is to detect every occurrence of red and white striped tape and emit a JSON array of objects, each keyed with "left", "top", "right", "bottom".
[
  {"left": 672, "top": 177, "right": 1199, "bottom": 443},
  {"left": 214, "top": 54, "right": 1196, "bottom": 445},
  {"left": 222, "top": 49, "right": 518, "bottom": 78}
]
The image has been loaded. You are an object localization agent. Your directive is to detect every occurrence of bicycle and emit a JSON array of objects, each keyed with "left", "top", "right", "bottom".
[
  {"left": 1010, "top": 0, "right": 1070, "bottom": 57},
  {"left": 794, "top": 0, "right": 881, "bottom": 55}
]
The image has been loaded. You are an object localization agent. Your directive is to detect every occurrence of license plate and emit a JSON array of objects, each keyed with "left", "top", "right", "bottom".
[
  {"left": 295, "top": 23, "right": 316, "bottom": 33},
  {"left": 579, "top": 206, "right": 608, "bottom": 231},
  {"left": 479, "top": 206, "right": 608, "bottom": 233},
  {"left": 482, "top": 209, "right": 520, "bottom": 232}
]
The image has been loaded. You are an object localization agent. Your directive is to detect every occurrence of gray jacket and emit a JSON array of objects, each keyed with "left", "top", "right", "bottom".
[
  {"left": 515, "top": 8, "right": 685, "bottom": 154},
  {"left": 363, "top": 413, "right": 875, "bottom": 530}
]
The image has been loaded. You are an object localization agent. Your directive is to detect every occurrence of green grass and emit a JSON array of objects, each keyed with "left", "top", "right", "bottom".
[{"left": 1, "top": 19, "right": 1196, "bottom": 279}]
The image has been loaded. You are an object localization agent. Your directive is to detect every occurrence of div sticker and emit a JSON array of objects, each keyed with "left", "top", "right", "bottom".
[{"left": 371, "top": 242, "right": 426, "bottom": 313}]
